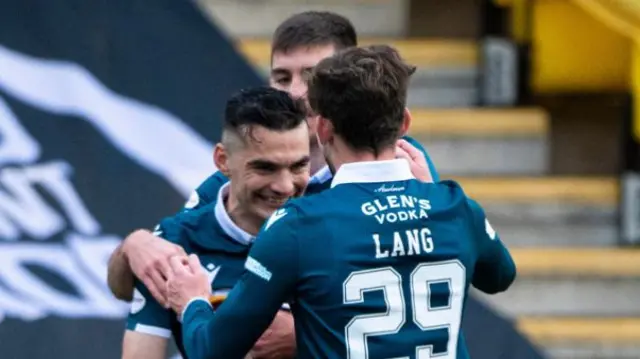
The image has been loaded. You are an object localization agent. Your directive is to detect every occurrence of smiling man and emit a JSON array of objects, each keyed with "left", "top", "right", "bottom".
[{"left": 108, "top": 10, "right": 440, "bottom": 359}]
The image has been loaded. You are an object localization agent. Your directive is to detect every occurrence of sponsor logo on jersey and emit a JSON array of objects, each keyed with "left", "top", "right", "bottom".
[
  {"left": 245, "top": 256, "right": 272, "bottom": 282},
  {"left": 264, "top": 208, "right": 287, "bottom": 231},
  {"left": 184, "top": 190, "right": 200, "bottom": 209},
  {"left": 485, "top": 218, "right": 497, "bottom": 240},
  {"left": 130, "top": 289, "right": 146, "bottom": 315},
  {"left": 203, "top": 263, "right": 222, "bottom": 285}
]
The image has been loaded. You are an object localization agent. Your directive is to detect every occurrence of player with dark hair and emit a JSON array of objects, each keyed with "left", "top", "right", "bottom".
[
  {"left": 165, "top": 45, "right": 516, "bottom": 359},
  {"left": 110, "top": 11, "right": 441, "bottom": 358},
  {"left": 108, "top": 10, "right": 439, "bottom": 305},
  {"left": 121, "top": 87, "right": 309, "bottom": 359}
]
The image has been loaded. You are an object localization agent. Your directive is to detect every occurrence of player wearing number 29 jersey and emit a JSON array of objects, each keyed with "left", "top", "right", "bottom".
[
  {"left": 175, "top": 45, "right": 516, "bottom": 359},
  {"left": 179, "top": 160, "right": 516, "bottom": 359}
]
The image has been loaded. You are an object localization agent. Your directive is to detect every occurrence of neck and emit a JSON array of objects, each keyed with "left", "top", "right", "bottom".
[
  {"left": 309, "top": 140, "right": 326, "bottom": 174},
  {"left": 224, "top": 191, "right": 261, "bottom": 236},
  {"left": 329, "top": 138, "right": 396, "bottom": 173}
]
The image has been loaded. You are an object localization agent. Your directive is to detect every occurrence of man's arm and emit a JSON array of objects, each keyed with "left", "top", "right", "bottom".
[
  {"left": 249, "top": 310, "right": 295, "bottom": 359},
  {"left": 107, "top": 243, "right": 135, "bottom": 301},
  {"left": 122, "top": 331, "right": 168, "bottom": 359},
  {"left": 122, "top": 279, "right": 173, "bottom": 359},
  {"left": 168, "top": 207, "right": 300, "bottom": 359},
  {"left": 468, "top": 199, "right": 517, "bottom": 294},
  {"left": 107, "top": 229, "right": 186, "bottom": 304},
  {"left": 107, "top": 172, "right": 226, "bottom": 302}
]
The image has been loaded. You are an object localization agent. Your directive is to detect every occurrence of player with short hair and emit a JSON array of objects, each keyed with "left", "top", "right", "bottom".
[
  {"left": 122, "top": 86, "right": 309, "bottom": 359},
  {"left": 107, "top": 10, "right": 439, "bottom": 307},
  {"left": 165, "top": 45, "right": 516, "bottom": 359}
]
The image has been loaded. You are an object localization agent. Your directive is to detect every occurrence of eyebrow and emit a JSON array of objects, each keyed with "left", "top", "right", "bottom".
[
  {"left": 247, "top": 156, "right": 310, "bottom": 169},
  {"left": 270, "top": 68, "right": 290, "bottom": 76}
]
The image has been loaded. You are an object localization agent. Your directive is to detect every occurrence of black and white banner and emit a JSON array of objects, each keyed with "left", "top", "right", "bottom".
[{"left": 0, "top": 0, "right": 261, "bottom": 357}]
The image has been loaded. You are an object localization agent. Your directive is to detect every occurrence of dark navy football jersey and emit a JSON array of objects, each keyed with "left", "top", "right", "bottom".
[
  {"left": 179, "top": 159, "right": 515, "bottom": 359},
  {"left": 126, "top": 183, "right": 288, "bottom": 357},
  {"left": 187, "top": 135, "right": 439, "bottom": 202}
]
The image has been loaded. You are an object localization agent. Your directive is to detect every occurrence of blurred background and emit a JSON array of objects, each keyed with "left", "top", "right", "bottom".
[{"left": 0, "top": 0, "right": 639, "bottom": 358}]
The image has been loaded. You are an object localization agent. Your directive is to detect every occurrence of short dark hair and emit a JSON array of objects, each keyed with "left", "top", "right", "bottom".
[
  {"left": 307, "top": 45, "right": 416, "bottom": 155},
  {"left": 224, "top": 86, "right": 306, "bottom": 141},
  {"left": 272, "top": 11, "right": 357, "bottom": 54}
]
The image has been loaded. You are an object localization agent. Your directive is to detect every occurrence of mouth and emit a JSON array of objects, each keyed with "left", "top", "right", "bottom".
[{"left": 256, "top": 193, "right": 289, "bottom": 208}]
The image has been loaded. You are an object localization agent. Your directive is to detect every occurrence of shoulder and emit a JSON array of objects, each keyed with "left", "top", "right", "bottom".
[
  {"left": 411, "top": 179, "right": 466, "bottom": 199},
  {"left": 156, "top": 202, "right": 218, "bottom": 247},
  {"left": 184, "top": 171, "right": 229, "bottom": 210}
]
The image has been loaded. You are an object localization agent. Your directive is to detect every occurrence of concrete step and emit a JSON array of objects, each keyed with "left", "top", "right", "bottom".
[
  {"left": 455, "top": 177, "right": 618, "bottom": 206},
  {"left": 452, "top": 177, "right": 619, "bottom": 246},
  {"left": 516, "top": 317, "right": 640, "bottom": 359},
  {"left": 476, "top": 248, "right": 640, "bottom": 316},
  {"left": 475, "top": 277, "right": 640, "bottom": 316},
  {"left": 411, "top": 108, "right": 549, "bottom": 175},
  {"left": 198, "top": 0, "right": 409, "bottom": 37},
  {"left": 236, "top": 38, "right": 479, "bottom": 108},
  {"left": 236, "top": 38, "right": 477, "bottom": 70},
  {"left": 512, "top": 248, "right": 640, "bottom": 277},
  {"left": 547, "top": 344, "right": 640, "bottom": 359}
]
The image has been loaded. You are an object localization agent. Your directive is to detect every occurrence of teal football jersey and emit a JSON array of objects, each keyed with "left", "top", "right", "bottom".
[
  {"left": 127, "top": 183, "right": 289, "bottom": 358},
  {"left": 179, "top": 160, "right": 515, "bottom": 359}
]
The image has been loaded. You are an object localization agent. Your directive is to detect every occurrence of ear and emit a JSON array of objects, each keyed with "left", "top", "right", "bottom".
[
  {"left": 400, "top": 107, "right": 412, "bottom": 136},
  {"left": 316, "top": 116, "right": 334, "bottom": 146},
  {"left": 213, "top": 143, "right": 231, "bottom": 178}
]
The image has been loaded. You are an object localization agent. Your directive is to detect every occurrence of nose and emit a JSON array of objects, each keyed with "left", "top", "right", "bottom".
[
  {"left": 288, "top": 76, "right": 308, "bottom": 100},
  {"left": 270, "top": 171, "right": 296, "bottom": 197}
]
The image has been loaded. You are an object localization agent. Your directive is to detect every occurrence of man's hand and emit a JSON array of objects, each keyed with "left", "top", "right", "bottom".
[
  {"left": 248, "top": 310, "right": 296, "bottom": 359},
  {"left": 122, "top": 229, "right": 186, "bottom": 307},
  {"left": 166, "top": 254, "right": 211, "bottom": 316},
  {"left": 395, "top": 139, "right": 433, "bottom": 183}
]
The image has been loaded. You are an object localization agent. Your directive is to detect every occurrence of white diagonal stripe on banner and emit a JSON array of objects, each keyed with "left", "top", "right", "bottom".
[{"left": 0, "top": 44, "right": 214, "bottom": 196}]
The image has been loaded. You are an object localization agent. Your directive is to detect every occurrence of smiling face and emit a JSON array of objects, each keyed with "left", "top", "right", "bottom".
[{"left": 216, "top": 123, "right": 310, "bottom": 223}]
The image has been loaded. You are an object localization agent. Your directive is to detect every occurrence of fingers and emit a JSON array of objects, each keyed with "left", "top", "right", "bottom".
[
  {"left": 396, "top": 139, "right": 423, "bottom": 162},
  {"left": 187, "top": 254, "right": 202, "bottom": 274},
  {"left": 169, "top": 255, "right": 189, "bottom": 274},
  {"left": 395, "top": 145, "right": 412, "bottom": 162},
  {"left": 142, "top": 272, "right": 167, "bottom": 306}
]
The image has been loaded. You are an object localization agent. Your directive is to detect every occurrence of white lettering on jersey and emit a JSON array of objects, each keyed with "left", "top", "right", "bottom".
[
  {"left": 372, "top": 227, "right": 434, "bottom": 259},
  {"left": 361, "top": 195, "right": 430, "bottom": 225},
  {"left": 245, "top": 256, "right": 272, "bottom": 282},
  {"left": 264, "top": 208, "right": 287, "bottom": 231}
]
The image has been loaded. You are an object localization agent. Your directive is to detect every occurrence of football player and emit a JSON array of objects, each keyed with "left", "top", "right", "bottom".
[
  {"left": 107, "top": 12, "right": 440, "bottom": 307},
  {"left": 122, "top": 87, "right": 308, "bottom": 359},
  {"left": 166, "top": 45, "right": 516, "bottom": 359}
]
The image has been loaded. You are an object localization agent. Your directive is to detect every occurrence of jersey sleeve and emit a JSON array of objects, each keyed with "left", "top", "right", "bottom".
[
  {"left": 468, "top": 199, "right": 517, "bottom": 294},
  {"left": 180, "top": 206, "right": 300, "bottom": 359},
  {"left": 402, "top": 135, "right": 440, "bottom": 182},
  {"left": 182, "top": 172, "right": 228, "bottom": 211},
  {"left": 125, "top": 217, "right": 185, "bottom": 337}
]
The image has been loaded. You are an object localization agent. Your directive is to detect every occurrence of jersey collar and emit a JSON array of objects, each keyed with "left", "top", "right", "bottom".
[
  {"left": 213, "top": 183, "right": 255, "bottom": 245},
  {"left": 331, "top": 159, "right": 415, "bottom": 188},
  {"left": 307, "top": 165, "right": 332, "bottom": 185}
]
